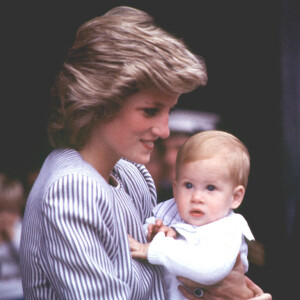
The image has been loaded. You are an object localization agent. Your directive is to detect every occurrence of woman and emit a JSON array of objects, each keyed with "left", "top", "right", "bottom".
[{"left": 20, "top": 6, "right": 271, "bottom": 300}]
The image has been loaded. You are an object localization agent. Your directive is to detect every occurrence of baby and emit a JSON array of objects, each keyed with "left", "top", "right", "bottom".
[{"left": 128, "top": 130, "right": 254, "bottom": 299}]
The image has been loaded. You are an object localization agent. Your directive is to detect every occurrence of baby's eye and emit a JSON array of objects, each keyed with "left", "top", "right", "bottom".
[
  {"left": 184, "top": 182, "right": 193, "bottom": 189},
  {"left": 206, "top": 185, "right": 215, "bottom": 191},
  {"left": 144, "top": 108, "right": 159, "bottom": 117}
]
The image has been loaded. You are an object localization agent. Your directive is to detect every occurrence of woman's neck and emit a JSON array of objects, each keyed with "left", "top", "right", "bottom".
[{"left": 79, "top": 144, "right": 119, "bottom": 183}]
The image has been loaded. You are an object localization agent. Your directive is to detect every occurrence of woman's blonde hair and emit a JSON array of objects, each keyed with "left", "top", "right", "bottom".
[
  {"left": 176, "top": 130, "right": 250, "bottom": 188},
  {"left": 48, "top": 6, "right": 207, "bottom": 149}
]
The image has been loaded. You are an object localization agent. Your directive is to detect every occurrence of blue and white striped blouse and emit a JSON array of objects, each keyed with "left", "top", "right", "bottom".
[{"left": 20, "top": 149, "right": 166, "bottom": 299}]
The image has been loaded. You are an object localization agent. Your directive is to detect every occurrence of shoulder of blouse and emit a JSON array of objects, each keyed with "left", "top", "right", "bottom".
[{"left": 114, "top": 159, "right": 156, "bottom": 197}]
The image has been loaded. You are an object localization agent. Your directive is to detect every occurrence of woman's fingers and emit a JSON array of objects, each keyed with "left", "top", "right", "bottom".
[
  {"left": 245, "top": 276, "right": 264, "bottom": 295},
  {"left": 249, "top": 294, "right": 272, "bottom": 300}
]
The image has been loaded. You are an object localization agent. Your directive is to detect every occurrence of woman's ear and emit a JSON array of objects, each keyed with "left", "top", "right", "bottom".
[{"left": 231, "top": 185, "right": 245, "bottom": 209}]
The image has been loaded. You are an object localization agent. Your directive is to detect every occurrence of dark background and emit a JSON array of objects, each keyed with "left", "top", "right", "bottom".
[{"left": 1, "top": 1, "right": 299, "bottom": 299}]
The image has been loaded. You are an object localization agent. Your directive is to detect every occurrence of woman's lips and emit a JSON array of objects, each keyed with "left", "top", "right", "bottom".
[{"left": 141, "top": 140, "right": 155, "bottom": 150}]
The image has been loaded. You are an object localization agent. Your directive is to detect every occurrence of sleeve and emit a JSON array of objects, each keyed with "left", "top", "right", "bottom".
[
  {"left": 147, "top": 227, "right": 243, "bottom": 286},
  {"left": 133, "top": 162, "right": 157, "bottom": 207},
  {"left": 41, "top": 173, "right": 130, "bottom": 300}
]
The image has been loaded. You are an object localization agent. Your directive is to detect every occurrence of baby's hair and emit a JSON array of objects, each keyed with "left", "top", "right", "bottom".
[{"left": 175, "top": 130, "right": 250, "bottom": 188}]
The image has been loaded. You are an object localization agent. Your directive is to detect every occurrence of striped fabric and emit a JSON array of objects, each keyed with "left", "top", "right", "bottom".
[{"left": 20, "top": 149, "right": 166, "bottom": 299}]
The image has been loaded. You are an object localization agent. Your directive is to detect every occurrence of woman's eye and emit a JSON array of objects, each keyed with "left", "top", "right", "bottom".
[
  {"left": 144, "top": 108, "right": 159, "bottom": 117},
  {"left": 206, "top": 185, "right": 215, "bottom": 191},
  {"left": 185, "top": 182, "right": 193, "bottom": 189}
]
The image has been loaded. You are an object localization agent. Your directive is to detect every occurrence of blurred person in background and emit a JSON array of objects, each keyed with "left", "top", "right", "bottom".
[{"left": 0, "top": 173, "right": 25, "bottom": 300}]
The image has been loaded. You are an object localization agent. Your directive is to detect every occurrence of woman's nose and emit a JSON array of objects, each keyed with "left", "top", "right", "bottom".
[{"left": 152, "top": 115, "right": 170, "bottom": 139}]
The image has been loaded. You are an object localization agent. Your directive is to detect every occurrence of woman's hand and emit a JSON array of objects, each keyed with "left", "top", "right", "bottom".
[
  {"left": 247, "top": 277, "right": 272, "bottom": 300},
  {"left": 177, "top": 255, "right": 272, "bottom": 299},
  {"left": 128, "top": 234, "right": 149, "bottom": 259}
]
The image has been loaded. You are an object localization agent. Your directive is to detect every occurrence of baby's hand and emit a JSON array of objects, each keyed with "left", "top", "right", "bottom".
[
  {"left": 147, "top": 219, "right": 177, "bottom": 241},
  {"left": 128, "top": 234, "right": 149, "bottom": 259},
  {"left": 147, "top": 219, "right": 163, "bottom": 241}
]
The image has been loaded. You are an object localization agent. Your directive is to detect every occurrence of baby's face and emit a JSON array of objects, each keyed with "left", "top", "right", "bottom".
[{"left": 173, "top": 157, "right": 238, "bottom": 226}]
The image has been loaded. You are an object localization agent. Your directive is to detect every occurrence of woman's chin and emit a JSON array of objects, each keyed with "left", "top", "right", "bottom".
[{"left": 128, "top": 154, "right": 151, "bottom": 165}]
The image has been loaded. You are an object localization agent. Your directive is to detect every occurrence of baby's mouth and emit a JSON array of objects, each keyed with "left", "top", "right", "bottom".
[{"left": 189, "top": 210, "right": 204, "bottom": 217}]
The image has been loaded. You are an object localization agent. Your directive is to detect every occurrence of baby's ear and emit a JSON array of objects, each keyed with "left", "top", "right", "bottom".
[
  {"left": 172, "top": 180, "right": 177, "bottom": 199},
  {"left": 231, "top": 185, "right": 245, "bottom": 209}
]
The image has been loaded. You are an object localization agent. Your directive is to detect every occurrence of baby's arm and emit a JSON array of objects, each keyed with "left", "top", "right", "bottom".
[{"left": 147, "top": 231, "right": 242, "bottom": 285}]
